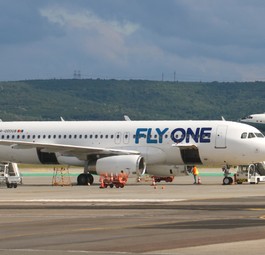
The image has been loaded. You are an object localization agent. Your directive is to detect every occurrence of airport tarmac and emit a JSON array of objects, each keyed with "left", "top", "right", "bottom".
[{"left": 1, "top": 169, "right": 265, "bottom": 254}]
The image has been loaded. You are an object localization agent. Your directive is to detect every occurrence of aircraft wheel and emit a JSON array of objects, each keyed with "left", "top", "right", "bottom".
[
  {"left": 228, "top": 177, "right": 233, "bottom": 184},
  {"left": 87, "top": 174, "right": 94, "bottom": 185},
  {"left": 13, "top": 183, "right": 17, "bottom": 188},
  {"left": 223, "top": 177, "right": 230, "bottom": 185},
  {"left": 77, "top": 174, "right": 89, "bottom": 185}
]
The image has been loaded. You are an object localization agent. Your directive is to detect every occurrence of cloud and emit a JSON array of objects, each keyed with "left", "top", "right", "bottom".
[
  {"left": 1, "top": 0, "right": 265, "bottom": 81},
  {"left": 39, "top": 5, "right": 139, "bottom": 65}
]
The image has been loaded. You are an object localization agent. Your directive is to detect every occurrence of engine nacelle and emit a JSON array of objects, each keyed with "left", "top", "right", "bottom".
[
  {"left": 146, "top": 165, "right": 189, "bottom": 177},
  {"left": 92, "top": 155, "right": 146, "bottom": 176}
]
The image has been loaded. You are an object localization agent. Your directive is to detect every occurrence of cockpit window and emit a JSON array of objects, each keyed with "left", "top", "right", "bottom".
[
  {"left": 248, "top": 132, "right": 255, "bottom": 138},
  {"left": 241, "top": 132, "right": 247, "bottom": 139},
  {"left": 241, "top": 132, "right": 264, "bottom": 139}
]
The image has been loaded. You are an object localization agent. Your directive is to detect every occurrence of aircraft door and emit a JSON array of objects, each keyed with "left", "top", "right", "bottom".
[
  {"left": 215, "top": 125, "right": 227, "bottom": 148},
  {"left": 179, "top": 147, "right": 202, "bottom": 165}
]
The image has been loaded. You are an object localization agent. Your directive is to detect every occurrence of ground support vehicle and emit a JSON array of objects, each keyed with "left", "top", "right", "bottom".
[
  {"left": 235, "top": 163, "right": 265, "bottom": 184},
  {"left": 0, "top": 163, "right": 22, "bottom": 188}
]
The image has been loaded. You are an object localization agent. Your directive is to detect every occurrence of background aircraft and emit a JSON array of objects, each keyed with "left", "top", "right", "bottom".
[{"left": 239, "top": 113, "right": 265, "bottom": 133}]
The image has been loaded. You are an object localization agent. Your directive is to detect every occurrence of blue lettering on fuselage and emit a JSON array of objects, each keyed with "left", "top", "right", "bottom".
[{"left": 135, "top": 127, "right": 212, "bottom": 144}]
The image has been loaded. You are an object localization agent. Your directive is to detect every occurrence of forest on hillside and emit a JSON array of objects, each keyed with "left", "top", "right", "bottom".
[{"left": 0, "top": 79, "right": 264, "bottom": 121}]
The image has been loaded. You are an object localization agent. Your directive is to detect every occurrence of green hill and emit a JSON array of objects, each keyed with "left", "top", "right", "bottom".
[{"left": 0, "top": 79, "right": 265, "bottom": 121}]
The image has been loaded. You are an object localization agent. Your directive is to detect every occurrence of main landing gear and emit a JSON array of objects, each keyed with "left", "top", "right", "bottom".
[{"left": 77, "top": 173, "right": 94, "bottom": 185}]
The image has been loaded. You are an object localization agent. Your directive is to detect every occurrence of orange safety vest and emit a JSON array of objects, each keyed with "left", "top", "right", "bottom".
[{"left": 192, "top": 167, "right": 199, "bottom": 175}]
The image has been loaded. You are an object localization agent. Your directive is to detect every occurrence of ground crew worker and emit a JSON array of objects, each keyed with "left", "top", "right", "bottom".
[{"left": 192, "top": 166, "right": 199, "bottom": 184}]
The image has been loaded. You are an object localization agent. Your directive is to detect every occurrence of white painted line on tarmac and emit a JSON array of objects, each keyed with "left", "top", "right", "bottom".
[{"left": 0, "top": 199, "right": 186, "bottom": 203}]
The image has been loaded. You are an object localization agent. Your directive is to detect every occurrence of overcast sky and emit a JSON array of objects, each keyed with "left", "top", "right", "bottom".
[{"left": 1, "top": 0, "right": 265, "bottom": 82}]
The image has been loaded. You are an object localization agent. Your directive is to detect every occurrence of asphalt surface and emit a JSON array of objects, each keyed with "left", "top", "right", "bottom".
[{"left": 1, "top": 170, "right": 265, "bottom": 255}]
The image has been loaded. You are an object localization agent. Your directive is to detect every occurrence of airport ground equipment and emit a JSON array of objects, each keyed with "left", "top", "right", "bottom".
[
  {"left": 0, "top": 163, "right": 22, "bottom": 188},
  {"left": 99, "top": 172, "right": 128, "bottom": 188},
  {"left": 153, "top": 176, "right": 174, "bottom": 183},
  {"left": 235, "top": 162, "right": 265, "bottom": 184},
  {"left": 52, "top": 167, "right": 72, "bottom": 186}
]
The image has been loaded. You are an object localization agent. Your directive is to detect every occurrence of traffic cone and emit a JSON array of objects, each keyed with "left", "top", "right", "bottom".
[
  {"left": 99, "top": 176, "right": 105, "bottom": 189},
  {"left": 151, "top": 177, "right": 156, "bottom": 187},
  {"left": 198, "top": 176, "right": 202, "bottom": 184}
]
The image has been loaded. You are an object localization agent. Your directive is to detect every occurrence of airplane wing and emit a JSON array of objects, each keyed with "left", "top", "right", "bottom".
[{"left": 0, "top": 140, "right": 140, "bottom": 160}]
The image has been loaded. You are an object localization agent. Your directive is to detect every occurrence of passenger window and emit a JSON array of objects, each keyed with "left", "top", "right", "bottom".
[{"left": 241, "top": 133, "right": 247, "bottom": 139}]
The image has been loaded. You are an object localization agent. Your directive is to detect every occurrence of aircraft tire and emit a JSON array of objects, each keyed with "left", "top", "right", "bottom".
[
  {"left": 77, "top": 174, "right": 89, "bottom": 185},
  {"left": 223, "top": 177, "right": 231, "bottom": 185},
  {"left": 87, "top": 174, "right": 94, "bottom": 185}
]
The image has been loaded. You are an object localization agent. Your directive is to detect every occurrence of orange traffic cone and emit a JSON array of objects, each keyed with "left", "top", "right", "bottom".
[
  {"left": 198, "top": 176, "right": 202, "bottom": 184},
  {"left": 99, "top": 176, "right": 105, "bottom": 189}
]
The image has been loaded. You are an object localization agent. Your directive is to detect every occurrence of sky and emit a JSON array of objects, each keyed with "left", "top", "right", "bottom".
[{"left": 1, "top": 0, "right": 265, "bottom": 82}]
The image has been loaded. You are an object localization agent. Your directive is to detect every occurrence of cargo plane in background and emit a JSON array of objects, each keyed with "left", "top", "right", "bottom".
[{"left": 0, "top": 119, "right": 264, "bottom": 186}]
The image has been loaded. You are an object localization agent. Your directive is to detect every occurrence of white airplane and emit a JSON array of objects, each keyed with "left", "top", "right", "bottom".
[
  {"left": 0, "top": 119, "right": 264, "bottom": 186},
  {"left": 239, "top": 113, "right": 265, "bottom": 133}
]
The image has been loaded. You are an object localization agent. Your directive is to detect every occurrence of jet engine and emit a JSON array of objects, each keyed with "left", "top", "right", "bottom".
[
  {"left": 92, "top": 155, "right": 146, "bottom": 176},
  {"left": 75, "top": 155, "right": 145, "bottom": 186}
]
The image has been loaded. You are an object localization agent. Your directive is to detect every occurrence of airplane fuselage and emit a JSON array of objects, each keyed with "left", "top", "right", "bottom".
[{"left": 0, "top": 120, "right": 264, "bottom": 169}]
